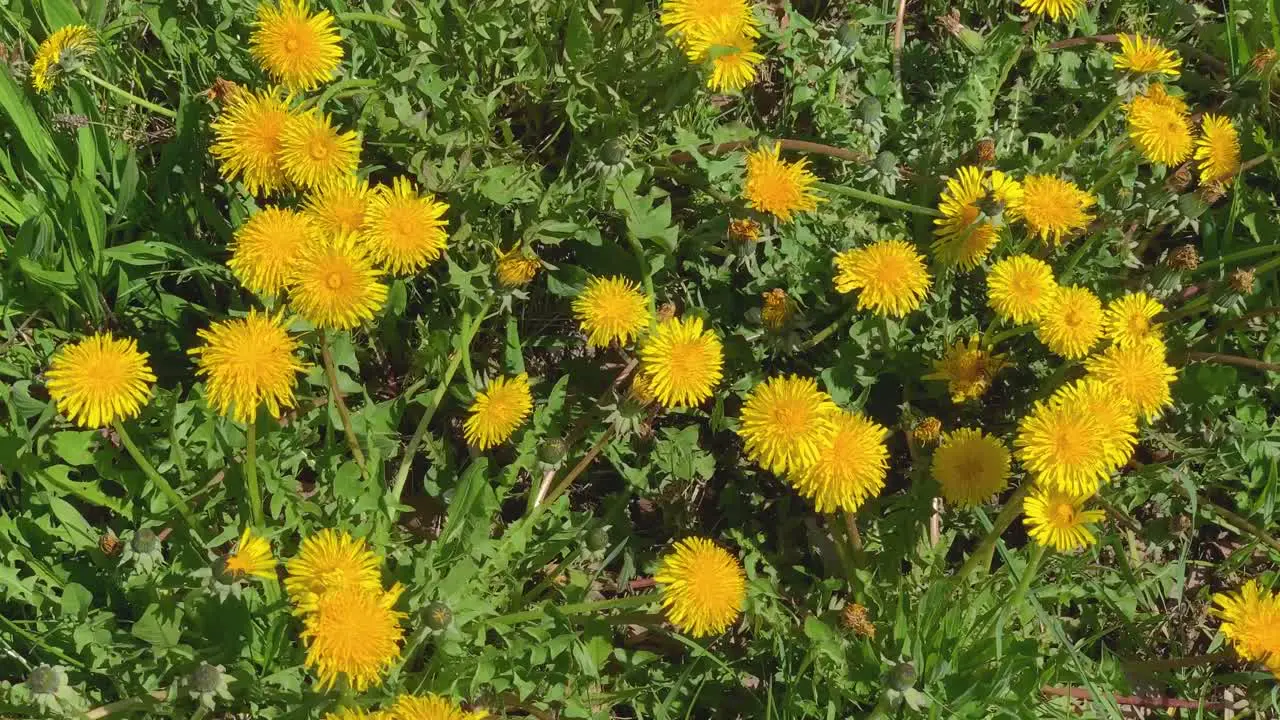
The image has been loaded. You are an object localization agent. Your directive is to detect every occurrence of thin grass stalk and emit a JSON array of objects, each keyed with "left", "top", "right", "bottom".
[
  {"left": 952, "top": 483, "right": 1032, "bottom": 589},
  {"left": 813, "top": 181, "right": 942, "bottom": 217}
]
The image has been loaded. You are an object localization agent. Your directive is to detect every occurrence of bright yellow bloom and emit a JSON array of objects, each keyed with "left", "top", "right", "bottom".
[
  {"left": 301, "top": 583, "right": 404, "bottom": 692},
  {"left": 1036, "top": 285, "right": 1103, "bottom": 359},
  {"left": 190, "top": 311, "right": 305, "bottom": 424},
  {"left": 1127, "top": 85, "right": 1193, "bottom": 166},
  {"left": 737, "top": 375, "right": 839, "bottom": 474},
  {"left": 743, "top": 143, "right": 823, "bottom": 221},
  {"left": 1103, "top": 292, "right": 1163, "bottom": 347},
  {"left": 1212, "top": 580, "right": 1280, "bottom": 676},
  {"left": 911, "top": 416, "right": 943, "bottom": 446},
  {"left": 284, "top": 529, "right": 382, "bottom": 607},
  {"left": 289, "top": 234, "right": 389, "bottom": 329},
  {"left": 660, "top": 0, "right": 758, "bottom": 39},
  {"left": 1015, "top": 381, "right": 1136, "bottom": 497},
  {"left": 760, "top": 289, "right": 794, "bottom": 332},
  {"left": 832, "top": 239, "right": 931, "bottom": 317},
  {"left": 463, "top": 374, "right": 533, "bottom": 450},
  {"left": 924, "top": 336, "right": 1006, "bottom": 403},
  {"left": 572, "top": 275, "right": 651, "bottom": 348},
  {"left": 279, "top": 111, "right": 361, "bottom": 190},
  {"left": 638, "top": 316, "right": 724, "bottom": 408},
  {"left": 223, "top": 528, "right": 276, "bottom": 580},
  {"left": 209, "top": 88, "right": 294, "bottom": 195},
  {"left": 1052, "top": 379, "right": 1138, "bottom": 476},
  {"left": 496, "top": 247, "right": 540, "bottom": 288},
  {"left": 654, "top": 537, "right": 745, "bottom": 637},
  {"left": 932, "top": 166, "right": 1000, "bottom": 270},
  {"left": 1023, "top": 484, "right": 1106, "bottom": 551},
  {"left": 988, "top": 170, "right": 1025, "bottom": 217},
  {"left": 31, "top": 25, "right": 96, "bottom": 93},
  {"left": 45, "top": 334, "right": 155, "bottom": 429},
  {"left": 304, "top": 176, "right": 371, "bottom": 236},
  {"left": 361, "top": 177, "right": 450, "bottom": 275},
  {"left": 1084, "top": 338, "right": 1176, "bottom": 422},
  {"left": 931, "top": 428, "right": 1011, "bottom": 507},
  {"left": 323, "top": 709, "right": 394, "bottom": 720},
  {"left": 250, "top": 0, "right": 343, "bottom": 91},
  {"left": 986, "top": 254, "right": 1057, "bottom": 324},
  {"left": 1019, "top": 0, "right": 1083, "bottom": 20},
  {"left": 787, "top": 411, "right": 889, "bottom": 513},
  {"left": 1019, "top": 175, "right": 1095, "bottom": 246},
  {"left": 1112, "top": 34, "right": 1181, "bottom": 78},
  {"left": 1196, "top": 114, "right": 1241, "bottom": 186},
  {"left": 229, "top": 207, "right": 314, "bottom": 295},
  {"left": 390, "top": 693, "right": 472, "bottom": 720},
  {"left": 684, "top": 19, "right": 763, "bottom": 93}
]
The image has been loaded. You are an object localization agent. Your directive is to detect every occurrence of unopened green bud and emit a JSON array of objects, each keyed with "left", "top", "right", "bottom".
[
  {"left": 131, "top": 528, "right": 159, "bottom": 554},
  {"left": 539, "top": 438, "right": 568, "bottom": 465},
  {"left": 585, "top": 526, "right": 610, "bottom": 552},
  {"left": 601, "top": 139, "right": 627, "bottom": 166},
  {"left": 889, "top": 662, "right": 917, "bottom": 691},
  {"left": 425, "top": 602, "right": 453, "bottom": 631}
]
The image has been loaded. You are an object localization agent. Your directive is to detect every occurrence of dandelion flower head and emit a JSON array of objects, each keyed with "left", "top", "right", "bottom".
[
  {"left": 301, "top": 583, "right": 404, "bottom": 692},
  {"left": 1015, "top": 381, "right": 1134, "bottom": 497},
  {"left": 229, "top": 207, "right": 315, "bottom": 296},
  {"left": 496, "top": 247, "right": 540, "bottom": 288},
  {"left": 987, "top": 254, "right": 1057, "bottom": 324},
  {"left": 654, "top": 537, "right": 746, "bottom": 637},
  {"left": 1127, "top": 84, "right": 1194, "bottom": 166},
  {"left": 1103, "top": 291, "right": 1164, "bottom": 347},
  {"left": 932, "top": 427, "right": 1012, "bottom": 507},
  {"left": 933, "top": 166, "right": 1001, "bottom": 270},
  {"left": 1023, "top": 484, "right": 1106, "bottom": 551},
  {"left": 190, "top": 310, "right": 305, "bottom": 424},
  {"left": 362, "top": 177, "right": 450, "bottom": 276},
  {"left": 285, "top": 529, "right": 382, "bottom": 607},
  {"left": 390, "top": 693, "right": 476, "bottom": 720},
  {"left": 1051, "top": 378, "right": 1138, "bottom": 475},
  {"left": 1020, "top": 174, "right": 1095, "bottom": 246},
  {"left": 743, "top": 143, "right": 823, "bottom": 222},
  {"left": 279, "top": 110, "right": 361, "bottom": 190},
  {"left": 639, "top": 316, "right": 724, "bottom": 408},
  {"left": 684, "top": 18, "right": 763, "bottom": 93},
  {"left": 924, "top": 335, "right": 1007, "bottom": 403},
  {"left": 787, "top": 411, "right": 889, "bottom": 513},
  {"left": 760, "top": 289, "right": 794, "bottom": 332},
  {"left": 250, "top": 0, "right": 343, "bottom": 91},
  {"left": 1112, "top": 34, "right": 1181, "bottom": 78},
  {"left": 1085, "top": 338, "right": 1176, "bottom": 422},
  {"left": 223, "top": 528, "right": 276, "bottom": 580},
  {"left": 463, "top": 373, "right": 534, "bottom": 450},
  {"left": 209, "top": 88, "right": 294, "bottom": 196},
  {"left": 1212, "top": 580, "right": 1280, "bottom": 676},
  {"left": 1196, "top": 114, "right": 1241, "bottom": 186},
  {"left": 737, "top": 375, "right": 839, "bottom": 474},
  {"left": 660, "top": 0, "right": 758, "bottom": 40},
  {"left": 572, "top": 275, "right": 651, "bottom": 348},
  {"left": 45, "top": 333, "right": 155, "bottom": 429},
  {"left": 304, "top": 176, "right": 371, "bottom": 237},
  {"left": 289, "top": 234, "right": 389, "bottom": 330},
  {"left": 1019, "top": 0, "right": 1084, "bottom": 20},
  {"left": 833, "top": 239, "right": 932, "bottom": 317},
  {"left": 1036, "top": 285, "right": 1104, "bottom": 359},
  {"left": 31, "top": 24, "right": 96, "bottom": 93}
]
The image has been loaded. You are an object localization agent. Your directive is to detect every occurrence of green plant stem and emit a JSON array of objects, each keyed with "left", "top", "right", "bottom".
[
  {"left": 1191, "top": 243, "right": 1280, "bottom": 275},
  {"left": 113, "top": 421, "right": 204, "bottom": 544},
  {"left": 865, "top": 692, "right": 897, "bottom": 720},
  {"left": 1051, "top": 95, "right": 1122, "bottom": 168},
  {"left": 986, "top": 324, "right": 1033, "bottom": 347},
  {"left": 189, "top": 707, "right": 210, "bottom": 720},
  {"left": 84, "top": 691, "right": 168, "bottom": 719},
  {"left": 879, "top": 315, "right": 892, "bottom": 353},
  {"left": 1202, "top": 500, "right": 1280, "bottom": 556},
  {"left": 1058, "top": 232, "right": 1101, "bottom": 283},
  {"left": 800, "top": 305, "right": 857, "bottom": 350},
  {"left": 244, "top": 419, "right": 263, "bottom": 529},
  {"left": 319, "top": 331, "right": 367, "bottom": 476},
  {"left": 538, "top": 426, "right": 618, "bottom": 511},
  {"left": 1088, "top": 148, "right": 1132, "bottom": 195},
  {"left": 485, "top": 592, "right": 656, "bottom": 627},
  {"left": 308, "top": 78, "right": 379, "bottom": 112},
  {"left": 952, "top": 483, "right": 1032, "bottom": 589},
  {"left": 77, "top": 69, "right": 176, "bottom": 118},
  {"left": 336, "top": 11, "right": 409, "bottom": 32},
  {"left": 1008, "top": 543, "right": 1046, "bottom": 609},
  {"left": 625, "top": 230, "right": 658, "bottom": 321},
  {"left": 0, "top": 613, "right": 86, "bottom": 670},
  {"left": 813, "top": 181, "right": 943, "bottom": 217}
]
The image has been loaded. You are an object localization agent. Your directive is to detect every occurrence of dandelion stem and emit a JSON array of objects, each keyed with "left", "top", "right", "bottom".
[
  {"left": 539, "top": 426, "right": 618, "bottom": 511},
  {"left": 84, "top": 691, "right": 168, "bottom": 719},
  {"left": 813, "top": 181, "right": 942, "bottom": 217},
  {"left": 1201, "top": 499, "right": 1280, "bottom": 555},
  {"left": 1051, "top": 94, "right": 1123, "bottom": 168},
  {"left": 1007, "top": 542, "right": 1046, "bottom": 610},
  {"left": 77, "top": 69, "right": 176, "bottom": 119},
  {"left": 1058, "top": 232, "right": 1102, "bottom": 283},
  {"left": 0, "top": 613, "right": 87, "bottom": 670},
  {"left": 1184, "top": 351, "right": 1280, "bottom": 374},
  {"left": 113, "top": 421, "right": 205, "bottom": 544},
  {"left": 800, "top": 305, "right": 858, "bottom": 350},
  {"left": 188, "top": 707, "right": 209, "bottom": 720},
  {"left": 319, "top": 330, "right": 367, "bottom": 477},
  {"left": 336, "top": 11, "right": 410, "bottom": 33},
  {"left": 952, "top": 483, "right": 1031, "bottom": 589},
  {"left": 625, "top": 229, "right": 658, "bottom": 322},
  {"left": 244, "top": 418, "right": 264, "bottom": 529},
  {"left": 1190, "top": 243, "right": 1280, "bottom": 275},
  {"left": 986, "top": 324, "right": 1033, "bottom": 347},
  {"left": 485, "top": 592, "right": 656, "bottom": 627}
]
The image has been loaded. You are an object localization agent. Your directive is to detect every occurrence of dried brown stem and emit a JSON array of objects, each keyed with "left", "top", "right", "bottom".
[{"left": 1184, "top": 351, "right": 1280, "bottom": 374}]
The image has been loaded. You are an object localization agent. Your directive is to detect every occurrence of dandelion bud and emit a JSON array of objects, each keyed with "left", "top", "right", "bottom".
[
  {"left": 975, "top": 138, "right": 997, "bottom": 165},
  {"left": 841, "top": 603, "right": 876, "bottom": 638},
  {"left": 911, "top": 417, "right": 943, "bottom": 446},
  {"left": 131, "top": 528, "right": 160, "bottom": 554},
  {"left": 1165, "top": 244, "right": 1200, "bottom": 271},
  {"left": 889, "top": 662, "right": 917, "bottom": 691},
  {"left": 425, "top": 601, "right": 454, "bottom": 631},
  {"left": 1228, "top": 267, "right": 1256, "bottom": 295},
  {"left": 761, "top": 289, "right": 794, "bottom": 332},
  {"left": 859, "top": 96, "right": 883, "bottom": 124},
  {"left": 600, "top": 138, "right": 628, "bottom": 167},
  {"left": 585, "top": 526, "right": 610, "bottom": 552},
  {"left": 539, "top": 437, "right": 568, "bottom": 465},
  {"left": 657, "top": 302, "right": 678, "bottom": 323},
  {"left": 1165, "top": 163, "right": 1193, "bottom": 192},
  {"left": 1196, "top": 182, "right": 1227, "bottom": 206},
  {"left": 185, "top": 662, "right": 231, "bottom": 708}
]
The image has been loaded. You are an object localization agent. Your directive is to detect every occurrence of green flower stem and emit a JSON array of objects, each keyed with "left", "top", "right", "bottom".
[
  {"left": 1201, "top": 499, "right": 1280, "bottom": 556},
  {"left": 113, "top": 421, "right": 205, "bottom": 544},
  {"left": 538, "top": 425, "right": 618, "bottom": 512},
  {"left": 986, "top": 323, "right": 1033, "bottom": 347},
  {"left": 84, "top": 691, "right": 168, "bottom": 719},
  {"left": 814, "top": 181, "right": 942, "bottom": 217},
  {"left": 0, "top": 613, "right": 86, "bottom": 670},
  {"left": 244, "top": 418, "right": 264, "bottom": 529},
  {"left": 1051, "top": 94, "right": 1123, "bottom": 168},
  {"left": 319, "top": 330, "right": 367, "bottom": 476},
  {"left": 189, "top": 707, "right": 210, "bottom": 720},
  {"left": 1087, "top": 147, "right": 1132, "bottom": 196},
  {"left": 307, "top": 78, "right": 379, "bottom": 112},
  {"left": 336, "top": 11, "right": 409, "bottom": 33},
  {"left": 1058, "top": 232, "right": 1102, "bottom": 283},
  {"left": 952, "top": 483, "right": 1032, "bottom": 589},
  {"left": 1191, "top": 243, "right": 1280, "bottom": 276},
  {"left": 800, "top": 305, "right": 857, "bottom": 351},
  {"left": 77, "top": 69, "right": 176, "bottom": 119},
  {"left": 485, "top": 592, "right": 656, "bottom": 627},
  {"left": 625, "top": 229, "right": 658, "bottom": 322},
  {"left": 1007, "top": 542, "right": 1046, "bottom": 610}
]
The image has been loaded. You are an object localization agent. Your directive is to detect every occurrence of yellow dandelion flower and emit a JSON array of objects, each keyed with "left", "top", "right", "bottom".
[
  {"left": 390, "top": 694, "right": 471, "bottom": 720},
  {"left": 988, "top": 170, "right": 1024, "bottom": 218},
  {"left": 301, "top": 583, "right": 404, "bottom": 692},
  {"left": 209, "top": 88, "right": 294, "bottom": 196},
  {"left": 760, "top": 289, "right": 794, "bottom": 332},
  {"left": 1127, "top": 86, "right": 1194, "bottom": 166},
  {"left": 361, "top": 177, "right": 450, "bottom": 275},
  {"left": 284, "top": 529, "right": 382, "bottom": 607},
  {"left": 1112, "top": 34, "right": 1181, "bottom": 78},
  {"left": 289, "top": 234, "right": 389, "bottom": 329},
  {"left": 250, "top": 0, "right": 343, "bottom": 92},
  {"left": 223, "top": 528, "right": 276, "bottom": 580},
  {"left": 1084, "top": 338, "right": 1176, "bottom": 422},
  {"left": 323, "top": 709, "right": 394, "bottom": 720},
  {"left": 190, "top": 311, "right": 305, "bottom": 424},
  {"left": 1052, "top": 378, "right": 1138, "bottom": 475},
  {"left": 1103, "top": 291, "right": 1164, "bottom": 347},
  {"left": 1020, "top": 175, "right": 1095, "bottom": 246},
  {"left": 1015, "top": 386, "right": 1131, "bottom": 498},
  {"left": 628, "top": 372, "right": 658, "bottom": 406},
  {"left": 743, "top": 143, "right": 823, "bottom": 222},
  {"left": 279, "top": 110, "right": 361, "bottom": 190},
  {"left": 496, "top": 247, "right": 540, "bottom": 288},
  {"left": 911, "top": 416, "right": 943, "bottom": 446},
  {"left": 304, "top": 176, "right": 371, "bottom": 237},
  {"left": 1036, "top": 285, "right": 1103, "bottom": 360},
  {"left": 572, "top": 275, "right": 652, "bottom": 348},
  {"left": 685, "top": 19, "right": 763, "bottom": 93},
  {"left": 986, "top": 254, "right": 1057, "bottom": 324},
  {"left": 787, "top": 411, "right": 889, "bottom": 513},
  {"left": 31, "top": 25, "right": 96, "bottom": 93},
  {"left": 1023, "top": 484, "right": 1106, "bottom": 551},
  {"left": 1212, "top": 580, "right": 1280, "bottom": 675},
  {"left": 45, "top": 334, "right": 155, "bottom": 429},
  {"left": 1196, "top": 114, "right": 1241, "bottom": 186},
  {"left": 737, "top": 375, "right": 839, "bottom": 474},
  {"left": 728, "top": 218, "right": 762, "bottom": 243},
  {"left": 463, "top": 374, "right": 533, "bottom": 450},
  {"left": 654, "top": 537, "right": 746, "bottom": 638},
  {"left": 660, "top": 0, "right": 758, "bottom": 39},
  {"left": 832, "top": 239, "right": 932, "bottom": 317},
  {"left": 931, "top": 428, "right": 1012, "bottom": 507},
  {"left": 924, "top": 336, "right": 1007, "bottom": 403},
  {"left": 638, "top": 316, "right": 724, "bottom": 408},
  {"left": 1019, "top": 0, "right": 1083, "bottom": 20},
  {"left": 933, "top": 166, "right": 1000, "bottom": 270},
  {"left": 228, "top": 207, "right": 314, "bottom": 296}
]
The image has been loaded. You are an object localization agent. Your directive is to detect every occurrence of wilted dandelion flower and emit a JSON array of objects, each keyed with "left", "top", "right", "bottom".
[
  {"left": 463, "top": 373, "right": 533, "bottom": 450},
  {"left": 760, "top": 289, "right": 794, "bottom": 332},
  {"left": 1112, "top": 34, "right": 1181, "bottom": 77},
  {"left": 223, "top": 528, "right": 276, "bottom": 580},
  {"left": 1019, "top": 175, "right": 1095, "bottom": 246},
  {"left": 684, "top": 18, "right": 763, "bottom": 92},
  {"left": 209, "top": 88, "right": 293, "bottom": 195},
  {"left": 986, "top": 254, "right": 1057, "bottom": 324},
  {"left": 728, "top": 218, "right": 762, "bottom": 243},
  {"left": 301, "top": 583, "right": 404, "bottom": 691},
  {"left": 1023, "top": 484, "right": 1106, "bottom": 551},
  {"left": 925, "top": 336, "right": 1007, "bottom": 403},
  {"left": 285, "top": 529, "right": 382, "bottom": 606},
  {"left": 229, "top": 207, "right": 314, "bottom": 295},
  {"left": 279, "top": 111, "right": 360, "bottom": 190},
  {"left": 787, "top": 411, "right": 889, "bottom": 513},
  {"left": 655, "top": 537, "right": 746, "bottom": 637},
  {"left": 304, "top": 176, "right": 371, "bottom": 236},
  {"left": 361, "top": 177, "right": 450, "bottom": 275},
  {"left": 1103, "top": 292, "right": 1163, "bottom": 347},
  {"left": 1019, "top": 0, "right": 1083, "bottom": 20},
  {"left": 743, "top": 143, "right": 823, "bottom": 221},
  {"left": 1085, "top": 338, "right": 1176, "bottom": 422},
  {"left": 289, "top": 234, "right": 389, "bottom": 329},
  {"left": 911, "top": 416, "right": 943, "bottom": 446},
  {"left": 832, "top": 239, "right": 931, "bottom": 317},
  {"left": 250, "top": 0, "right": 343, "bottom": 91},
  {"left": 932, "top": 428, "right": 1011, "bottom": 507},
  {"left": 660, "top": 0, "right": 758, "bottom": 39},
  {"left": 1127, "top": 85, "right": 1193, "bottom": 166},
  {"left": 573, "top": 276, "right": 651, "bottom": 348},
  {"left": 1036, "top": 285, "right": 1103, "bottom": 359},
  {"left": 1196, "top": 114, "right": 1241, "bottom": 185},
  {"left": 391, "top": 693, "right": 473, "bottom": 720},
  {"left": 932, "top": 166, "right": 1000, "bottom": 270},
  {"left": 1212, "top": 580, "right": 1280, "bottom": 677},
  {"left": 639, "top": 316, "right": 724, "bottom": 408},
  {"left": 31, "top": 24, "right": 96, "bottom": 93},
  {"left": 737, "top": 375, "right": 839, "bottom": 474},
  {"left": 46, "top": 334, "right": 155, "bottom": 428},
  {"left": 495, "top": 247, "right": 540, "bottom": 288},
  {"left": 190, "top": 311, "right": 305, "bottom": 424}
]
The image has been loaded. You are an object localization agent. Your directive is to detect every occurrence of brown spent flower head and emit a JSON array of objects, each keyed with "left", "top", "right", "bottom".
[
  {"left": 1229, "top": 267, "right": 1257, "bottom": 295},
  {"left": 841, "top": 603, "right": 876, "bottom": 638},
  {"left": 99, "top": 530, "right": 121, "bottom": 557},
  {"left": 1165, "top": 163, "right": 1193, "bottom": 193},
  {"left": 1197, "top": 183, "right": 1227, "bottom": 206},
  {"left": 728, "top": 218, "right": 762, "bottom": 243},
  {"left": 975, "top": 138, "right": 996, "bottom": 165},
  {"left": 761, "top": 289, "right": 794, "bottom": 332},
  {"left": 911, "top": 416, "right": 943, "bottom": 446},
  {"left": 1252, "top": 47, "right": 1279, "bottom": 73},
  {"left": 204, "top": 77, "right": 242, "bottom": 103},
  {"left": 1166, "top": 244, "right": 1200, "bottom": 271}
]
